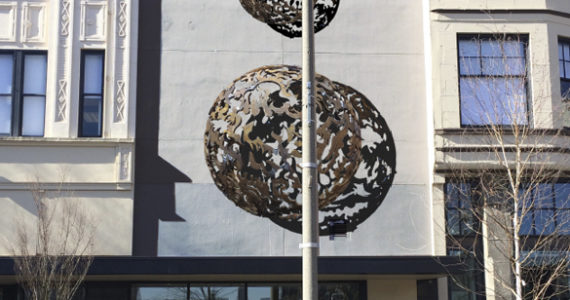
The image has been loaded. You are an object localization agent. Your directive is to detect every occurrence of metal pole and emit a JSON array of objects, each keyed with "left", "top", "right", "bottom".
[{"left": 301, "top": 0, "right": 318, "bottom": 299}]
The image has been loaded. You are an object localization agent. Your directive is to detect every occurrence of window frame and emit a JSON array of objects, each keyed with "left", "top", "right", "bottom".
[
  {"left": 444, "top": 180, "right": 487, "bottom": 300},
  {"left": 457, "top": 34, "right": 530, "bottom": 127},
  {"left": 78, "top": 50, "right": 105, "bottom": 138},
  {"left": 558, "top": 37, "right": 570, "bottom": 100},
  {"left": 518, "top": 181, "right": 570, "bottom": 237},
  {"left": 0, "top": 50, "right": 48, "bottom": 137}
]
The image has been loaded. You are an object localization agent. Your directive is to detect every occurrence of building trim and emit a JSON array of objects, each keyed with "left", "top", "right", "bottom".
[
  {"left": 431, "top": 9, "right": 570, "bottom": 19},
  {"left": 436, "top": 146, "right": 570, "bottom": 154},
  {"left": 0, "top": 256, "right": 461, "bottom": 276},
  {"left": 435, "top": 128, "right": 570, "bottom": 136}
]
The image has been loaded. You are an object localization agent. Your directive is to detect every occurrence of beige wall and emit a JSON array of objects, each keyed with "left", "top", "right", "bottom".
[
  {"left": 367, "top": 279, "right": 417, "bottom": 300},
  {"left": 430, "top": 12, "right": 570, "bottom": 129},
  {"left": 0, "top": 0, "right": 138, "bottom": 256},
  {"left": 0, "top": 190, "right": 133, "bottom": 255}
]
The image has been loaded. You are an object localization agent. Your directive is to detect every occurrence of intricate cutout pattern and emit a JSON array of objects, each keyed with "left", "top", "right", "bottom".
[
  {"left": 205, "top": 65, "right": 362, "bottom": 221},
  {"left": 239, "top": 0, "right": 340, "bottom": 38},
  {"left": 205, "top": 65, "right": 396, "bottom": 234},
  {"left": 270, "top": 82, "right": 397, "bottom": 234}
]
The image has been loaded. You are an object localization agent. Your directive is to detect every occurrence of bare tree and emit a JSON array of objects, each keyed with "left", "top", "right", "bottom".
[
  {"left": 441, "top": 33, "right": 570, "bottom": 300},
  {"left": 11, "top": 180, "right": 94, "bottom": 300}
]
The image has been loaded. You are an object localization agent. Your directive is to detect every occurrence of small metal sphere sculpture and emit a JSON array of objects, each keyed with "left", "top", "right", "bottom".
[
  {"left": 239, "top": 0, "right": 340, "bottom": 38},
  {"left": 205, "top": 65, "right": 362, "bottom": 221}
]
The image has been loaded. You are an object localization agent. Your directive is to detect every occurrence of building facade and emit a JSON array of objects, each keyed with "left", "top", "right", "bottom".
[{"left": 0, "top": 0, "right": 569, "bottom": 299}]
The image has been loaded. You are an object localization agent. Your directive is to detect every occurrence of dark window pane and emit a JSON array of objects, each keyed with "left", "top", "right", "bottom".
[
  {"left": 319, "top": 283, "right": 361, "bottom": 300},
  {"left": 21, "top": 95, "right": 45, "bottom": 136},
  {"left": 460, "top": 57, "right": 481, "bottom": 75},
  {"left": 247, "top": 286, "right": 272, "bottom": 300},
  {"left": 555, "top": 183, "right": 570, "bottom": 209},
  {"left": 447, "top": 209, "right": 461, "bottom": 235},
  {"left": 534, "top": 209, "right": 555, "bottom": 235},
  {"left": 482, "top": 57, "right": 506, "bottom": 75},
  {"left": 459, "top": 40, "right": 480, "bottom": 57},
  {"left": 519, "top": 209, "right": 533, "bottom": 235},
  {"left": 0, "top": 54, "right": 13, "bottom": 94},
  {"left": 83, "top": 54, "right": 104, "bottom": 94},
  {"left": 136, "top": 286, "right": 187, "bottom": 300},
  {"left": 210, "top": 286, "right": 241, "bottom": 300},
  {"left": 481, "top": 39, "right": 502, "bottom": 57},
  {"left": 81, "top": 96, "right": 102, "bottom": 137},
  {"left": 557, "top": 210, "right": 570, "bottom": 235},
  {"left": 561, "top": 80, "right": 570, "bottom": 98},
  {"left": 460, "top": 210, "right": 475, "bottom": 235},
  {"left": 23, "top": 54, "right": 47, "bottom": 94},
  {"left": 0, "top": 95, "right": 12, "bottom": 134},
  {"left": 85, "top": 286, "right": 130, "bottom": 300},
  {"left": 503, "top": 40, "right": 525, "bottom": 57},
  {"left": 447, "top": 252, "right": 483, "bottom": 300},
  {"left": 190, "top": 286, "right": 209, "bottom": 300},
  {"left": 534, "top": 184, "right": 554, "bottom": 208}
]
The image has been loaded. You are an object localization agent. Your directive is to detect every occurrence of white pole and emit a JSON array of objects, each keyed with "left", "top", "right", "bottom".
[{"left": 301, "top": 0, "right": 318, "bottom": 299}]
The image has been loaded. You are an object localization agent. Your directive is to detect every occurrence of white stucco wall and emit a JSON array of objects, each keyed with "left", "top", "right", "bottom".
[{"left": 158, "top": 0, "right": 433, "bottom": 256}]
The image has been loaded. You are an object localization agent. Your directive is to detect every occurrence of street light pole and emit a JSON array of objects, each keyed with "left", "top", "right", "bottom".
[{"left": 301, "top": 0, "right": 318, "bottom": 299}]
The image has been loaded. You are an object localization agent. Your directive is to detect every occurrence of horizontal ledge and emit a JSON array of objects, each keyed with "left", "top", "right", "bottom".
[
  {"left": 0, "top": 256, "right": 462, "bottom": 276},
  {"left": 435, "top": 128, "right": 570, "bottom": 136},
  {"left": 436, "top": 146, "right": 570, "bottom": 154},
  {"left": 0, "top": 182, "right": 133, "bottom": 191},
  {"left": 431, "top": 8, "right": 570, "bottom": 19},
  {"left": 0, "top": 137, "right": 134, "bottom": 147}
]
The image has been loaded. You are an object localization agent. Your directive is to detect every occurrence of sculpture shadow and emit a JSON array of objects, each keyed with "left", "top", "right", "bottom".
[{"left": 133, "top": 0, "right": 192, "bottom": 256}]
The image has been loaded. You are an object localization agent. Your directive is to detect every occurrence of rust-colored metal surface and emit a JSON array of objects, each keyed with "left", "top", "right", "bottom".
[
  {"left": 205, "top": 65, "right": 396, "bottom": 234},
  {"left": 239, "top": 0, "right": 340, "bottom": 38},
  {"left": 205, "top": 65, "right": 361, "bottom": 221}
]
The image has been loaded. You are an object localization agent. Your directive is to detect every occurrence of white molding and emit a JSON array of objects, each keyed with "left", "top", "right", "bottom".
[
  {"left": 80, "top": 0, "right": 107, "bottom": 42},
  {"left": 60, "top": 0, "right": 70, "bottom": 36},
  {"left": 21, "top": 2, "right": 47, "bottom": 43},
  {"left": 56, "top": 79, "right": 68, "bottom": 121},
  {"left": 114, "top": 80, "right": 126, "bottom": 122},
  {"left": 118, "top": 0, "right": 127, "bottom": 38},
  {"left": 0, "top": 2, "right": 17, "bottom": 42},
  {"left": 0, "top": 182, "right": 132, "bottom": 191},
  {"left": 0, "top": 137, "right": 133, "bottom": 147},
  {"left": 116, "top": 144, "right": 131, "bottom": 182}
]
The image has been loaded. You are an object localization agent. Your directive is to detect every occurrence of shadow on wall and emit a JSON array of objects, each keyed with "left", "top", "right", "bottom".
[{"left": 133, "top": 0, "right": 192, "bottom": 256}]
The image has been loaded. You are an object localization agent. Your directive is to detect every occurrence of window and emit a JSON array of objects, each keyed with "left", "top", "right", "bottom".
[
  {"left": 79, "top": 50, "right": 104, "bottom": 137},
  {"left": 558, "top": 39, "right": 570, "bottom": 100},
  {"left": 445, "top": 181, "right": 486, "bottom": 300},
  {"left": 0, "top": 51, "right": 47, "bottom": 136},
  {"left": 445, "top": 180, "right": 570, "bottom": 300},
  {"left": 519, "top": 182, "right": 570, "bottom": 236},
  {"left": 458, "top": 35, "right": 528, "bottom": 126},
  {"left": 132, "top": 282, "right": 365, "bottom": 300}
]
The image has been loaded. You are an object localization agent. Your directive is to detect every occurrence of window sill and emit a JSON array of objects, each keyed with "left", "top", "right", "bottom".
[{"left": 0, "top": 136, "right": 134, "bottom": 147}]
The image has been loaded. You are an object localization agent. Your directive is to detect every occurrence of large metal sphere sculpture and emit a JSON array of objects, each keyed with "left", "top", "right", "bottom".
[
  {"left": 205, "top": 65, "right": 362, "bottom": 221},
  {"left": 239, "top": 0, "right": 340, "bottom": 38},
  {"left": 270, "top": 82, "right": 397, "bottom": 234}
]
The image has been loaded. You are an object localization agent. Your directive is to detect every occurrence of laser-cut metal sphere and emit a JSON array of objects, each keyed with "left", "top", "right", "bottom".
[
  {"left": 269, "top": 82, "right": 397, "bottom": 235},
  {"left": 239, "top": 0, "right": 340, "bottom": 38},
  {"left": 205, "top": 65, "right": 362, "bottom": 221}
]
